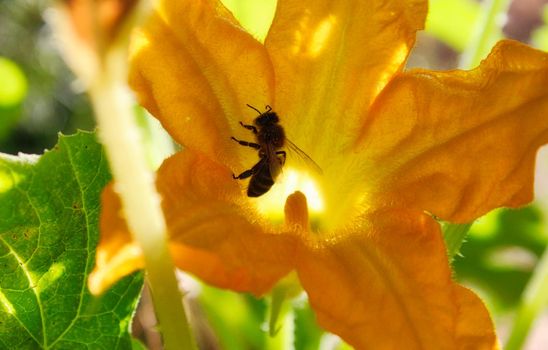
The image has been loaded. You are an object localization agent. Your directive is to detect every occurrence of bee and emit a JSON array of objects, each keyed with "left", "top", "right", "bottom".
[{"left": 231, "top": 104, "right": 320, "bottom": 197}]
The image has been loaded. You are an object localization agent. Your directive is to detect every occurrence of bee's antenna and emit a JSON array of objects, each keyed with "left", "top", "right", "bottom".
[
  {"left": 246, "top": 104, "right": 262, "bottom": 115},
  {"left": 265, "top": 105, "right": 272, "bottom": 112}
]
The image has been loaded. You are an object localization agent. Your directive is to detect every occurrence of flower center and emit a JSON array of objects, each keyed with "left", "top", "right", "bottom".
[{"left": 255, "top": 167, "right": 324, "bottom": 229}]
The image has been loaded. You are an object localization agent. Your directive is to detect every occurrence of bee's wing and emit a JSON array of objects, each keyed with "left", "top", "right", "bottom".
[{"left": 285, "top": 138, "right": 323, "bottom": 175}]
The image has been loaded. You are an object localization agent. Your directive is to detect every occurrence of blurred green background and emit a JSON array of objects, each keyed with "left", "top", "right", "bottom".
[
  {"left": 0, "top": 0, "right": 94, "bottom": 155},
  {"left": 1, "top": 0, "right": 547, "bottom": 349}
]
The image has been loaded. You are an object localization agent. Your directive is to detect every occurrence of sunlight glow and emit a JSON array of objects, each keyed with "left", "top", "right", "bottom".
[
  {"left": 372, "top": 44, "right": 409, "bottom": 99},
  {"left": 256, "top": 168, "right": 324, "bottom": 223},
  {"left": 0, "top": 172, "right": 17, "bottom": 194},
  {"left": 38, "top": 262, "right": 66, "bottom": 291},
  {"left": 0, "top": 154, "right": 37, "bottom": 194},
  {"left": 0, "top": 290, "right": 15, "bottom": 315},
  {"left": 308, "top": 15, "right": 337, "bottom": 57}
]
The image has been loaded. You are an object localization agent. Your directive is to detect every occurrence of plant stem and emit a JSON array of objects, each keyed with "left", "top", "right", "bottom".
[
  {"left": 459, "top": 0, "right": 511, "bottom": 69},
  {"left": 505, "top": 247, "right": 548, "bottom": 350},
  {"left": 89, "top": 50, "right": 196, "bottom": 350}
]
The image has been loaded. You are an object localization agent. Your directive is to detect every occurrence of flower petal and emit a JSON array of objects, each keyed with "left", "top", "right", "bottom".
[
  {"left": 91, "top": 150, "right": 297, "bottom": 295},
  {"left": 296, "top": 208, "right": 497, "bottom": 349},
  {"left": 454, "top": 286, "right": 499, "bottom": 349},
  {"left": 158, "top": 150, "right": 297, "bottom": 295},
  {"left": 129, "top": 0, "right": 274, "bottom": 167},
  {"left": 89, "top": 184, "right": 143, "bottom": 295},
  {"left": 358, "top": 40, "right": 548, "bottom": 223},
  {"left": 265, "top": 0, "right": 427, "bottom": 150}
]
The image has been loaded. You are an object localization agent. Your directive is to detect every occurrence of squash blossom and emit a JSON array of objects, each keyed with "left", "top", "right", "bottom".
[{"left": 89, "top": 0, "right": 548, "bottom": 348}]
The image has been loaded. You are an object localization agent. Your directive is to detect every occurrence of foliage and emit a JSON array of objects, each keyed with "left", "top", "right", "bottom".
[
  {"left": 454, "top": 207, "right": 548, "bottom": 311},
  {"left": 0, "top": 132, "right": 143, "bottom": 349},
  {"left": 0, "top": 57, "right": 26, "bottom": 142},
  {"left": 425, "top": 0, "right": 480, "bottom": 51},
  {"left": 532, "top": 5, "right": 548, "bottom": 50}
]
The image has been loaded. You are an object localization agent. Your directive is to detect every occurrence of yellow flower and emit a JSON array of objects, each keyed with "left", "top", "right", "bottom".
[{"left": 90, "top": 0, "right": 548, "bottom": 348}]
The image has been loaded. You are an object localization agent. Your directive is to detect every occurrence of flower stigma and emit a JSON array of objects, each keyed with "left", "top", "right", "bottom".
[{"left": 254, "top": 167, "right": 324, "bottom": 230}]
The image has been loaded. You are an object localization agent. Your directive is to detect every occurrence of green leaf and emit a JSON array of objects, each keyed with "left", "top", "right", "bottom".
[
  {"left": 0, "top": 57, "right": 27, "bottom": 107},
  {"left": 0, "top": 57, "right": 27, "bottom": 142},
  {"left": 293, "top": 301, "right": 322, "bottom": 350},
  {"left": 441, "top": 221, "right": 473, "bottom": 260},
  {"left": 131, "top": 338, "right": 148, "bottom": 350},
  {"left": 0, "top": 131, "right": 144, "bottom": 349},
  {"left": 532, "top": 5, "right": 548, "bottom": 51},
  {"left": 425, "top": 0, "right": 480, "bottom": 51},
  {"left": 221, "top": 0, "right": 276, "bottom": 42},
  {"left": 453, "top": 206, "right": 547, "bottom": 312},
  {"left": 199, "top": 284, "right": 267, "bottom": 350}
]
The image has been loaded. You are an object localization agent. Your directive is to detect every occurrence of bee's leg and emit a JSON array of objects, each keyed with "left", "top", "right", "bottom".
[
  {"left": 232, "top": 161, "right": 262, "bottom": 180},
  {"left": 276, "top": 151, "right": 286, "bottom": 165},
  {"left": 231, "top": 137, "right": 260, "bottom": 149},
  {"left": 232, "top": 169, "right": 254, "bottom": 180},
  {"left": 239, "top": 121, "right": 258, "bottom": 134}
]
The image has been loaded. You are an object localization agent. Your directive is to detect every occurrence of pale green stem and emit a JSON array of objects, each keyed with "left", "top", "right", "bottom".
[
  {"left": 134, "top": 109, "right": 176, "bottom": 169},
  {"left": 89, "top": 51, "right": 196, "bottom": 350},
  {"left": 459, "top": 0, "right": 511, "bottom": 69},
  {"left": 441, "top": 222, "right": 473, "bottom": 260},
  {"left": 505, "top": 247, "right": 548, "bottom": 350},
  {"left": 266, "top": 288, "right": 294, "bottom": 350}
]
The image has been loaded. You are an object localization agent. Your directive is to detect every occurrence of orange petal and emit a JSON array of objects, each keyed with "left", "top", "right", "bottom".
[
  {"left": 91, "top": 150, "right": 297, "bottom": 295},
  {"left": 129, "top": 0, "right": 274, "bottom": 167},
  {"left": 265, "top": 0, "right": 427, "bottom": 150},
  {"left": 296, "top": 208, "right": 497, "bottom": 349},
  {"left": 158, "top": 150, "right": 297, "bottom": 295},
  {"left": 89, "top": 183, "right": 143, "bottom": 295},
  {"left": 358, "top": 40, "right": 548, "bottom": 223},
  {"left": 73, "top": 0, "right": 138, "bottom": 47},
  {"left": 454, "top": 286, "right": 499, "bottom": 349},
  {"left": 63, "top": 0, "right": 138, "bottom": 53}
]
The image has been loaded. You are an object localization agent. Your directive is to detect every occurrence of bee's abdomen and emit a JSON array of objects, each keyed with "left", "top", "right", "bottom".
[{"left": 247, "top": 172, "right": 275, "bottom": 197}]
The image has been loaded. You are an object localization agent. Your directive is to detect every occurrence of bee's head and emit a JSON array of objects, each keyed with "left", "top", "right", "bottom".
[{"left": 255, "top": 111, "right": 279, "bottom": 126}]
